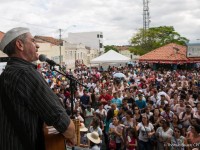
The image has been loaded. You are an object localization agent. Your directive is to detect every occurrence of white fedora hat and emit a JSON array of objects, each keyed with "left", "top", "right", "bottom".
[
  {"left": 87, "top": 131, "right": 100, "bottom": 144},
  {"left": 80, "top": 123, "right": 88, "bottom": 132}
]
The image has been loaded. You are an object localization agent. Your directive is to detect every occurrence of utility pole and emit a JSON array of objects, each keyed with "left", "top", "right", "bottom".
[
  {"left": 143, "top": 0, "right": 150, "bottom": 46},
  {"left": 59, "top": 28, "right": 62, "bottom": 65}
]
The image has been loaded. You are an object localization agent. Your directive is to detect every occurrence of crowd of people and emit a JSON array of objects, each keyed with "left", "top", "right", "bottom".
[{"left": 39, "top": 62, "right": 200, "bottom": 150}]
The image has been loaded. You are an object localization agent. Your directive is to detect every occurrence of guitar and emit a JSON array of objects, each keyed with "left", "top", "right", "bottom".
[
  {"left": 43, "top": 119, "right": 80, "bottom": 150},
  {"left": 43, "top": 125, "right": 66, "bottom": 150}
]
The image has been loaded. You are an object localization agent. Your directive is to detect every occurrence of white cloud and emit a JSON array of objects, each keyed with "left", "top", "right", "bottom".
[{"left": 0, "top": 0, "right": 199, "bottom": 45}]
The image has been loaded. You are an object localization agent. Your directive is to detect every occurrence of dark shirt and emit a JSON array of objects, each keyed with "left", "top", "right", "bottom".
[
  {"left": 0, "top": 57, "right": 70, "bottom": 150},
  {"left": 80, "top": 94, "right": 90, "bottom": 105}
]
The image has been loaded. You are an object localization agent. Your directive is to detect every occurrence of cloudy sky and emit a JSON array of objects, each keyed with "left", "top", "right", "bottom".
[{"left": 0, "top": 0, "right": 200, "bottom": 45}]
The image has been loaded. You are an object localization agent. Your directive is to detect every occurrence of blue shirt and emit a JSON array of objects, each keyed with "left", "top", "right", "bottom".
[
  {"left": 111, "top": 98, "right": 122, "bottom": 108},
  {"left": 135, "top": 100, "right": 146, "bottom": 109}
]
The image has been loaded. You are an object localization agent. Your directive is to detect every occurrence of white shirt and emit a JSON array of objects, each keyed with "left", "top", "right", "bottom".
[
  {"left": 104, "top": 105, "right": 111, "bottom": 112},
  {"left": 96, "top": 109, "right": 107, "bottom": 117},
  {"left": 156, "top": 99, "right": 168, "bottom": 106},
  {"left": 91, "top": 145, "right": 100, "bottom": 150},
  {"left": 137, "top": 122, "right": 154, "bottom": 142}
]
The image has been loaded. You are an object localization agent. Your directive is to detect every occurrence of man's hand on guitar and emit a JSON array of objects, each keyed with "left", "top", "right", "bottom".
[
  {"left": 62, "top": 119, "right": 76, "bottom": 146},
  {"left": 65, "top": 135, "right": 77, "bottom": 146}
]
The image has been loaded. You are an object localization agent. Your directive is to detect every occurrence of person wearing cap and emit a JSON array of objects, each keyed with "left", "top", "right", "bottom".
[
  {"left": 134, "top": 89, "right": 146, "bottom": 102},
  {"left": 156, "top": 94, "right": 168, "bottom": 108},
  {"left": 0, "top": 27, "right": 75, "bottom": 150}
]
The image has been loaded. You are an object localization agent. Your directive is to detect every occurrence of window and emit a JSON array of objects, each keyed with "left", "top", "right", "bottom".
[
  {"left": 52, "top": 56, "right": 62, "bottom": 64},
  {"left": 97, "top": 34, "right": 99, "bottom": 38},
  {"left": 100, "top": 35, "right": 103, "bottom": 38},
  {"left": 70, "top": 51, "right": 72, "bottom": 57},
  {"left": 100, "top": 43, "right": 103, "bottom": 48}
]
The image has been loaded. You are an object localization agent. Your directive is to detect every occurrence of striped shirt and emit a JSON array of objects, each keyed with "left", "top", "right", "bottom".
[{"left": 0, "top": 57, "right": 70, "bottom": 150}]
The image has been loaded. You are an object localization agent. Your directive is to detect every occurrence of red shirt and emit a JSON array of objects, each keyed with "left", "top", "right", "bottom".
[
  {"left": 99, "top": 94, "right": 113, "bottom": 105},
  {"left": 127, "top": 137, "right": 136, "bottom": 150}
]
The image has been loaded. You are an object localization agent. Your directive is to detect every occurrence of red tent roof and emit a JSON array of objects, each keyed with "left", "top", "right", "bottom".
[{"left": 139, "top": 43, "right": 200, "bottom": 64}]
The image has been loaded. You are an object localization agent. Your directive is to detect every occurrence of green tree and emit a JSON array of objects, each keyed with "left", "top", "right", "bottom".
[
  {"left": 130, "top": 26, "right": 189, "bottom": 53},
  {"left": 104, "top": 45, "right": 118, "bottom": 53}
]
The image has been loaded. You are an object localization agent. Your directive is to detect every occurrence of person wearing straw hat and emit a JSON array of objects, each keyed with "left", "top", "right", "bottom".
[
  {"left": 80, "top": 123, "right": 89, "bottom": 148},
  {"left": 0, "top": 27, "right": 76, "bottom": 150},
  {"left": 87, "top": 131, "right": 101, "bottom": 150}
]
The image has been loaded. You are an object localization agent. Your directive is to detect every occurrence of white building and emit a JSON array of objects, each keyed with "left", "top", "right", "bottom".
[
  {"left": 35, "top": 36, "right": 98, "bottom": 69},
  {"left": 67, "top": 31, "right": 104, "bottom": 54}
]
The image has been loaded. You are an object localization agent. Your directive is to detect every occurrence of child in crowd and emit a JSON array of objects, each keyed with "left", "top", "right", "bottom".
[{"left": 126, "top": 128, "right": 137, "bottom": 150}]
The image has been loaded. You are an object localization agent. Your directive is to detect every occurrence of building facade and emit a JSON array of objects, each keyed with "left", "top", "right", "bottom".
[
  {"left": 35, "top": 36, "right": 98, "bottom": 69},
  {"left": 67, "top": 31, "right": 104, "bottom": 55}
]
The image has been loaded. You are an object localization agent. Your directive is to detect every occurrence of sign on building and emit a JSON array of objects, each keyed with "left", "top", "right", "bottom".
[{"left": 187, "top": 43, "right": 200, "bottom": 57}]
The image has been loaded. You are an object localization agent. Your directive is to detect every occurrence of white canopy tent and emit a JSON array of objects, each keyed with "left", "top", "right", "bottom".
[{"left": 90, "top": 50, "right": 130, "bottom": 64}]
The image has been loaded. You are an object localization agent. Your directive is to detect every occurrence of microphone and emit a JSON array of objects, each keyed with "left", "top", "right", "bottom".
[{"left": 39, "top": 54, "right": 60, "bottom": 66}]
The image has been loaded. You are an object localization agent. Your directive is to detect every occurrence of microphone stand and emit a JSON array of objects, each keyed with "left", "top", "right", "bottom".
[{"left": 49, "top": 65, "right": 87, "bottom": 150}]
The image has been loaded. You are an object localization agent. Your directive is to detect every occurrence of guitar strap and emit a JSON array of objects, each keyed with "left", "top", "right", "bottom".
[{"left": 0, "top": 75, "right": 34, "bottom": 150}]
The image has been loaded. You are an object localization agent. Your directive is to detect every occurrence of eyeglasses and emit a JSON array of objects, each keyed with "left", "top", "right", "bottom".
[{"left": 174, "top": 130, "right": 180, "bottom": 133}]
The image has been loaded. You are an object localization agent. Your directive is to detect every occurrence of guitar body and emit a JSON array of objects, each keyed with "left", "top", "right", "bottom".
[
  {"left": 43, "top": 125, "right": 66, "bottom": 150},
  {"left": 43, "top": 119, "right": 80, "bottom": 150}
]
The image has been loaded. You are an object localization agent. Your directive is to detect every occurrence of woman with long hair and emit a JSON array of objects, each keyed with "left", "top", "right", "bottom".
[
  {"left": 149, "top": 108, "right": 162, "bottom": 131},
  {"left": 89, "top": 117, "right": 103, "bottom": 140},
  {"left": 136, "top": 114, "right": 155, "bottom": 150},
  {"left": 89, "top": 86, "right": 97, "bottom": 109},
  {"left": 109, "top": 116, "right": 123, "bottom": 150},
  {"left": 156, "top": 119, "right": 173, "bottom": 150},
  {"left": 122, "top": 110, "right": 136, "bottom": 128},
  {"left": 126, "top": 128, "right": 138, "bottom": 150},
  {"left": 168, "top": 127, "right": 187, "bottom": 150},
  {"left": 133, "top": 106, "right": 142, "bottom": 123},
  {"left": 186, "top": 124, "right": 200, "bottom": 149},
  {"left": 170, "top": 114, "right": 182, "bottom": 130}
]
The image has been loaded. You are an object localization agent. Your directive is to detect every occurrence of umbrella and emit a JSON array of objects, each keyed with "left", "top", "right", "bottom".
[
  {"left": 157, "top": 91, "right": 167, "bottom": 97},
  {"left": 113, "top": 73, "right": 126, "bottom": 78},
  {"left": 127, "top": 61, "right": 134, "bottom": 65}
]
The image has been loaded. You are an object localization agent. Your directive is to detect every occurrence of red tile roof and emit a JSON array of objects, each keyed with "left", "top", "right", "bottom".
[
  {"left": 0, "top": 31, "right": 5, "bottom": 41},
  {"left": 34, "top": 36, "right": 62, "bottom": 46},
  {"left": 139, "top": 43, "right": 200, "bottom": 63}
]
